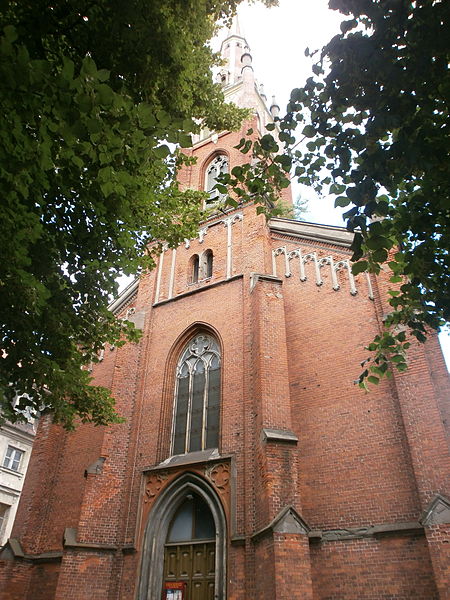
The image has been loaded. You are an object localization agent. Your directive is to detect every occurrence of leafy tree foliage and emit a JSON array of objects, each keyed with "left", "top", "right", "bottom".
[
  {"left": 0, "top": 0, "right": 272, "bottom": 427},
  {"left": 226, "top": 0, "right": 450, "bottom": 386}
]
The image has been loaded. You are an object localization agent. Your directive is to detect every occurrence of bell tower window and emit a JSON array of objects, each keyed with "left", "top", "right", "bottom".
[
  {"left": 171, "top": 334, "right": 221, "bottom": 455},
  {"left": 205, "top": 154, "right": 228, "bottom": 205}
]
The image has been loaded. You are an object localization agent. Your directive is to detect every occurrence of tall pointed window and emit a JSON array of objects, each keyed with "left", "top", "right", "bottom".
[
  {"left": 205, "top": 154, "right": 228, "bottom": 204},
  {"left": 172, "top": 334, "right": 221, "bottom": 455}
]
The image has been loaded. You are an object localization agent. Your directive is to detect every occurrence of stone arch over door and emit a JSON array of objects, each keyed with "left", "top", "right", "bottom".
[{"left": 138, "top": 472, "right": 227, "bottom": 600}]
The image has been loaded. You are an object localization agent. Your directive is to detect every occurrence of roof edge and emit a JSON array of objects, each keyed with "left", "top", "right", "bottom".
[
  {"left": 269, "top": 217, "right": 353, "bottom": 248},
  {"left": 108, "top": 278, "right": 139, "bottom": 315}
]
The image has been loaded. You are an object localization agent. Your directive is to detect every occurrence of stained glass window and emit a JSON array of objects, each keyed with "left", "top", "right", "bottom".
[{"left": 172, "top": 334, "right": 221, "bottom": 455}]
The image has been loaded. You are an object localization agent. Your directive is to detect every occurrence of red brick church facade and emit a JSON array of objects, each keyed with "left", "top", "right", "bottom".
[{"left": 1, "top": 21, "right": 450, "bottom": 600}]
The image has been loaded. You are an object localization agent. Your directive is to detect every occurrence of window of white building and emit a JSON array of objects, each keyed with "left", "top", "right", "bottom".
[{"left": 3, "top": 446, "right": 24, "bottom": 472}]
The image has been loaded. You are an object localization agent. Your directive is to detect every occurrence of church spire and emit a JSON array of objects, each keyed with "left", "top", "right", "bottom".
[{"left": 219, "top": 14, "right": 252, "bottom": 87}]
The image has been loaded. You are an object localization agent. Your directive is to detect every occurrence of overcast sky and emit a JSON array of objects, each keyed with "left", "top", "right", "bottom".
[{"left": 217, "top": 0, "right": 450, "bottom": 369}]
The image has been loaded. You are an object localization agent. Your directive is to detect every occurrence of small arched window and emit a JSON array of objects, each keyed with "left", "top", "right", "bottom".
[
  {"left": 190, "top": 254, "right": 199, "bottom": 283},
  {"left": 200, "top": 250, "right": 213, "bottom": 280},
  {"left": 205, "top": 154, "right": 228, "bottom": 205},
  {"left": 172, "top": 334, "right": 221, "bottom": 455}
]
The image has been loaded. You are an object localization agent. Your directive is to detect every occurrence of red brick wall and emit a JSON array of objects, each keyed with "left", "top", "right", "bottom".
[
  {"left": 310, "top": 535, "right": 438, "bottom": 599},
  {"left": 3, "top": 119, "right": 449, "bottom": 599},
  {"left": 28, "top": 562, "right": 60, "bottom": 600},
  {"left": 0, "top": 560, "right": 33, "bottom": 600}
]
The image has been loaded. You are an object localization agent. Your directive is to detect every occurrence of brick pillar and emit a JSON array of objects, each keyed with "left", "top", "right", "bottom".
[
  {"left": 273, "top": 532, "right": 313, "bottom": 599},
  {"left": 53, "top": 328, "right": 145, "bottom": 599},
  {"left": 426, "top": 524, "right": 450, "bottom": 599},
  {"left": 249, "top": 273, "right": 313, "bottom": 600},
  {"left": 392, "top": 340, "right": 450, "bottom": 598},
  {"left": 54, "top": 550, "right": 117, "bottom": 600}
]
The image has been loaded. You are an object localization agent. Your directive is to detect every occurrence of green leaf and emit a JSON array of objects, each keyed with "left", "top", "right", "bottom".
[
  {"left": 178, "top": 133, "right": 192, "bottom": 148},
  {"left": 391, "top": 355, "right": 405, "bottom": 363},
  {"left": 81, "top": 56, "right": 97, "bottom": 77},
  {"left": 137, "top": 103, "right": 156, "bottom": 128},
  {"left": 335, "top": 196, "right": 351, "bottom": 208},
  {"left": 62, "top": 58, "right": 74, "bottom": 82},
  {"left": 352, "top": 260, "right": 368, "bottom": 275},
  {"left": 96, "top": 83, "right": 114, "bottom": 106},
  {"left": 154, "top": 144, "right": 170, "bottom": 159},
  {"left": 302, "top": 125, "right": 316, "bottom": 138},
  {"left": 260, "top": 134, "right": 279, "bottom": 152},
  {"left": 372, "top": 248, "right": 388, "bottom": 263}
]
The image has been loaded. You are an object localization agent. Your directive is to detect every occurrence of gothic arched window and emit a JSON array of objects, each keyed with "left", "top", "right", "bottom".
[
  {"left": 172, "top": 334, "right": 221, "bottom": 455},
  {"left": 205, "top": 154, "right": 228, "bottom": 204}
]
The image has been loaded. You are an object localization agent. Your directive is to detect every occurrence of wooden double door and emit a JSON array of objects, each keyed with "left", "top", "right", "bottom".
[
  {"left": 164, "top": 541, "right": 215, "bottom": 600},
  {"left": 163, "top": 494, "right": 217, "bottom": 600}
]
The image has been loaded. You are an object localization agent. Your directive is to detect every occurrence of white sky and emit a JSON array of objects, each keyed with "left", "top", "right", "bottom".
[
  {"left": 216, "top": 0, "right": 450, "bottom": 369},
  {"left": 214, "top": 0, "right": 345, "bottom": 227}
]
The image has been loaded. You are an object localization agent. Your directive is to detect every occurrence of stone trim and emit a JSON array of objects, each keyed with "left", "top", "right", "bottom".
[
  {"left": 108, "top": 278, "right": 139, "bottom": 315},
  {"left": 142, "top": 451, "right": 234, "bottom": 473},
  {"left": 271, "top": 234, "right": 352, "bottom": 256},
  {"left": 261, "top": 428, "right": 298, "bottom": 444},
  {"left": 63, "top": 527, "right": 118, "bottom": 552},
  {"left": 0, "top": 539, "right": 62, "bottom": 563},
  {"left": 249, "top": 273, "right": 283, "bottom": 292},
  {"left": 420, "top": 494, "right": 450, "bottom": 527},
  {"left": 309, "top": 521, "right": 424, "bottom": 542},
  {"left": 269, "top": 218, "right": 353, "bottom": 247},
  {"left": 251, "top": 506, "right": 310, "bottom": 542},
  {"left": 230, "top": 536, "right": 245, "bottom": 546},
  {"left": 153, "top": 274, "right": 243, "bottom": 307},
  {"left": 138, "top": 473, "right": 227, "bottom": 600}
]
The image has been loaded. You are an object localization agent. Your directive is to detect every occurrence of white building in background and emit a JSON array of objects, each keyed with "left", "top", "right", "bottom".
[{"left": 0, "top": 418, "right": 36, "bottom": 545}]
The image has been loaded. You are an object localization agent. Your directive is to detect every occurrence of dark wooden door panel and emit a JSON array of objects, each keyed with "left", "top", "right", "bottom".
[{"left": 164, "top": 542, "right": 215, "bottom": 600}]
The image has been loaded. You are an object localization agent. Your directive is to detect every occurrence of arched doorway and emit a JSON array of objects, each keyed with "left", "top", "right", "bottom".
[
  {"left": 164, "top": 494, "right": 215, "bottom": 599},
  {"left": 138, "top": 473, "right": 227, "bottom": 600}
]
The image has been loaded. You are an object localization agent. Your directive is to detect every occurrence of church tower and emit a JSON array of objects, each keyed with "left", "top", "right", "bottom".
[{"left": 1, "top": 17, "right": 450, "bottom": 600}]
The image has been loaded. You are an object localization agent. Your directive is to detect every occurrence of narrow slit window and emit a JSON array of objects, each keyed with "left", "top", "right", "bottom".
[
  {"left": 200, "top": 250, "right": 213, "bottom": 280},
  {"left": 190, "top": 254, "right": 199, "bottom": 283}
]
